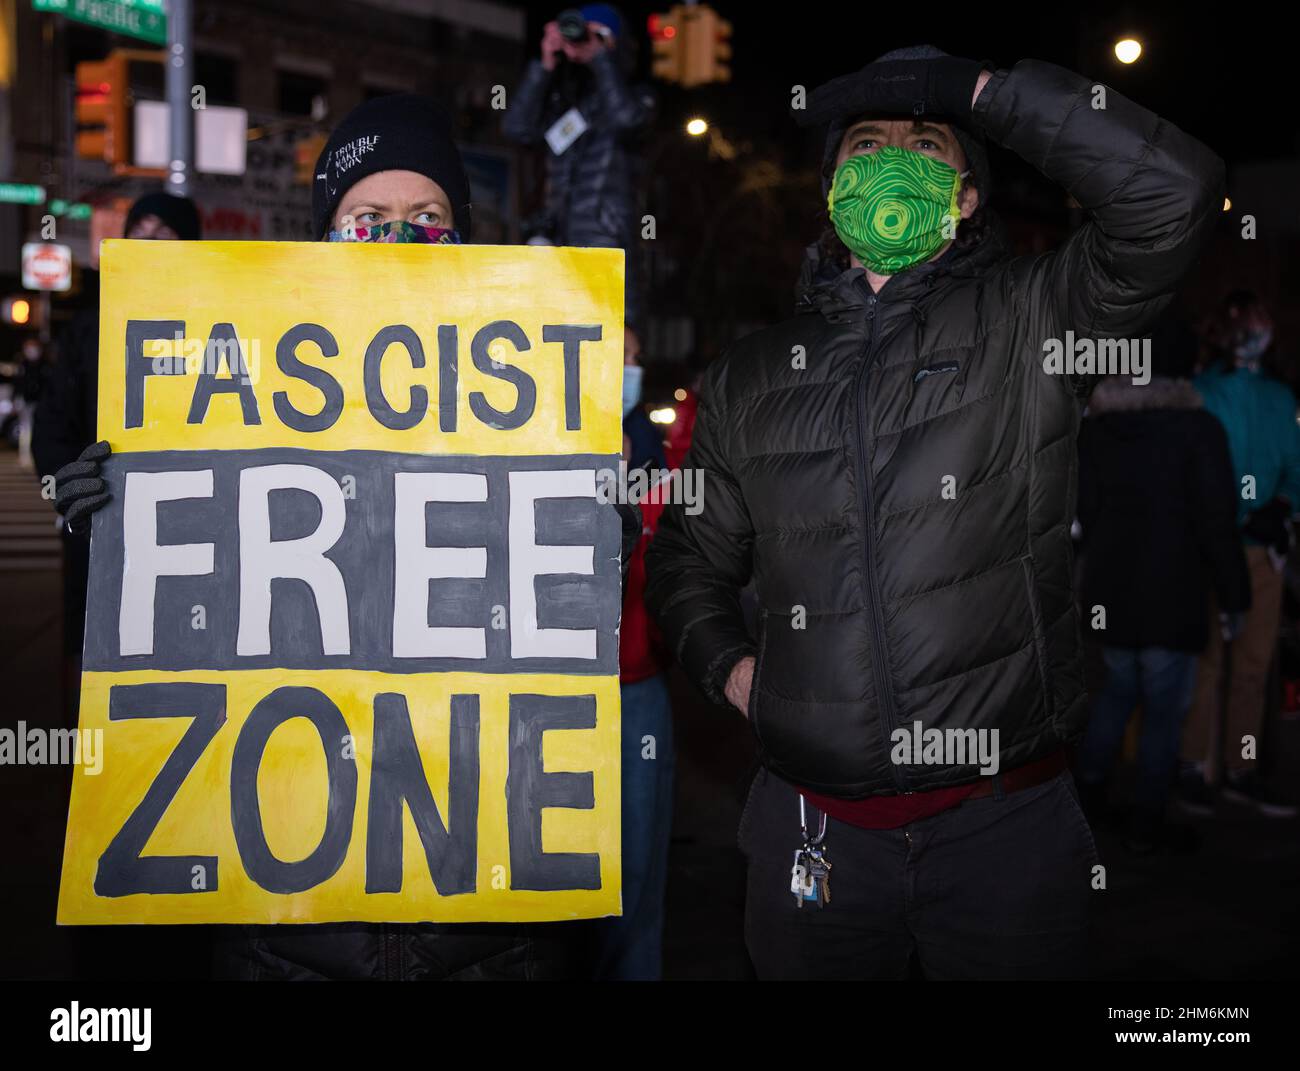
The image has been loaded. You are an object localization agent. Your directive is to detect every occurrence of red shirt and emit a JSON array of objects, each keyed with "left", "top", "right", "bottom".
[{"left": 798, "top": 751, "right": 1067, "bottom": 830}]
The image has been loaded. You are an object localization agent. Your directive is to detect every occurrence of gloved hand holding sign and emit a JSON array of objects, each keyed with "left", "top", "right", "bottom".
[{"left": 54, "top": 440, "right": 112, "bottom": 536}]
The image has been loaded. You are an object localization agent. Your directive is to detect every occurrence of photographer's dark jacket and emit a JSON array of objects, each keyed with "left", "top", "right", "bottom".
[
  {"left": 645, "top": 60, "right": 1225, "bottom": 797},
  {"left": 502, "top": 51, "right": 651, "bottom": 322}
]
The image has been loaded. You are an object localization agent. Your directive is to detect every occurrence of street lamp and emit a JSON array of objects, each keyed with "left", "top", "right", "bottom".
[
  {"left": 686, "top": 117, "right": 708, "bottom": 137},
  {"left": 1114, "top": 37, "right": 1142, "bottom": 64}
]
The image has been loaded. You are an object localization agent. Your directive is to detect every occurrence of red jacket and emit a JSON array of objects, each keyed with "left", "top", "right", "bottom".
[
  {"left": 620, "top": 391, "right": 698, "bottom": 682},
  {"left": 619, "top": 484, "right": 669, "bottom": 683}
]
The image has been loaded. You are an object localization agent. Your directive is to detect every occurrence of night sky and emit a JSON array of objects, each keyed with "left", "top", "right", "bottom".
[{"left": 519, "top": 1, "right": 1295, "bottom": 170}]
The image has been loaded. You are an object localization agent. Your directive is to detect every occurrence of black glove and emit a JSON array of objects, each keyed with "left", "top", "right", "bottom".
[
  {"left": 799, "top": 56, "right": 986, "bottom": 129},
  {"left": 615, "top": 500, "right": 642, "bottom": 596},
  {"left": 54, "top": 440, "right": 112, "bottom": 536},
  {"left": 1242, "top": 496, "right": 1292, "bottom": 556}
]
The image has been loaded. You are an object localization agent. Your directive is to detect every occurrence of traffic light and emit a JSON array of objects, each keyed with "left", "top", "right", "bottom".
[
  {"left": 706, "top": 6, "right": 732, "bottom": 84},
  {"left": 74, "top": 50, "right": 164, "bottom": 171},
  {"left": 649, "top": 8, "right": 684, "bottom": 85},
  {"left": 652, "top": 4, "right": 731, "bottom": 88},
  {"left": 2, "top": 295, "right": 40, "bottom": 327},
  {"left": 75, "top": 55, "right": 127, "bottom": 164}
]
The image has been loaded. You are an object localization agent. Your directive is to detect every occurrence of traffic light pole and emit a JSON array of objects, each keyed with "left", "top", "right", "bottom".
[{"left": 166, "top": 0, "right": 193, "bottom": 196}]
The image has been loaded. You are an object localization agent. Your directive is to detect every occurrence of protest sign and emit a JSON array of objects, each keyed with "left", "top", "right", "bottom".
[{"left": 58, "top": 239, "right": 625, "bottom": 924}]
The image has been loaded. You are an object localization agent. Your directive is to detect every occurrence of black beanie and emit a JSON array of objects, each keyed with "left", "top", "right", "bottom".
[
  {"left": 125, "top": 191, "right": 202, "bottom": 240},
  {"left": 813, "top": 45, "right": 991, "bottom": 206},
  {"left": 312, "top": 94, "right": 473, "bottom": 241}
]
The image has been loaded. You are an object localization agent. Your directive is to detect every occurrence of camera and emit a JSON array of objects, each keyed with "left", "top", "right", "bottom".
[{"left": 556, "top": 9, "right": 590, "bottom": 43}]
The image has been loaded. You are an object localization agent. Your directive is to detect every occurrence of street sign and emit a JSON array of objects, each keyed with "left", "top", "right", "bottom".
[
  {"left": 0, "top": 183, "right": 46, "bottom": 205},
  {"left": 21, "top": 242, "right": 73, "bottom": 291},
  {"left": 134, "top": 101, "right": 249, "bottom": 175},
  {"left": 32, "top": 0, "right": 166, "bottom": 46}
]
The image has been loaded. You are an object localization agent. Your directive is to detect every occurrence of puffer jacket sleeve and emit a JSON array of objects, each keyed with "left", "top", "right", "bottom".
[
  {"left": 643, "top": 368, "right": 756, "bottom": 707},
  {"left": 974, "top": 60, "right": 1225, "bottom": 396},
  {"left": 587, "top": 50, "right": 652, "bottom": 132},
  {"left": 501, "top": 59, "right": 553, "bottom": 146}
]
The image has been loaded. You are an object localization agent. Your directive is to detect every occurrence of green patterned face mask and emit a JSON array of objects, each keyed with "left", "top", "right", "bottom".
[{"left": 827, "top": 147, "right": 966, "bottom": 274}]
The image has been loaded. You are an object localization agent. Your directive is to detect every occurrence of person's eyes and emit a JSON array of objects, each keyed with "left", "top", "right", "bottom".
[
  {"left": 413, "top": 210, "right": 444, "bottom": 226},
  {"left": 851, "top": 137, "right": 878, "bottom": 152},
  {"left": 912, "top": 139, "right": 941, "bottom": 153},
  {"left": 355, "top": 211, "right": 382, "bottom": 225}
]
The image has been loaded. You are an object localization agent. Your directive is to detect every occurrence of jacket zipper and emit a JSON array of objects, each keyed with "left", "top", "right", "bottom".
[
  {"left": 383, "top": 924, "right": 400, "bottom": 981},
  {"left": 853, "top": 292, "right": 909, "bottom": 794}
]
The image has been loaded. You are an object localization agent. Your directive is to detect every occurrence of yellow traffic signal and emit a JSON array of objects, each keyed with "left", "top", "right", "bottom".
[
  {"left": 649, "top": 8, "right": 685, "bottom": 85},
  {"left": 74, "top": 56, "right": 125, "bottom": 163},
  {"left": 3, "top": 296, "right": 32, "bottom": 325},
  {"left": 710, "top": 8, "right": 733, "bottom": 84},
  {"left": 74, "top": 50, "right": 165, "bottom": 171},
  {"left": 665, "top": 3, "right": 731, "bottom": 88}
]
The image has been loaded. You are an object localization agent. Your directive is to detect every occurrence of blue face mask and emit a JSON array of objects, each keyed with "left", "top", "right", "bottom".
[
  {"left": 1234, "top": 327, "right": 1273, "bottom": 365},
  {"left": 622, "top": 365, "right": 643, "bottom": 418}
]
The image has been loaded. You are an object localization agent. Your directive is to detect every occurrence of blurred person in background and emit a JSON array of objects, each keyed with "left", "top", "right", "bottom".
[
  {"left": 1074, "top": 316, "right": 1250, "bottom": 853},
  {"left": 33, "top": 191, "right": 202, "bottom": 725},
  {"left": 501, "top": 4, "right": 652, "bottom": 335},
  {"left": 1179, "top": 290, "right": 1300, "bottom": 817},
  {"left": 13, "top": 337, "right": 47, "bottom": 471},
  {"left": 591, "top": 328, "right": 676, "bottom": 979}
]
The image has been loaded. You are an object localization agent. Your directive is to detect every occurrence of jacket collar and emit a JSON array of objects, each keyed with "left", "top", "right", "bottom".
[{"left": 797, "top": 220, "right": 1008, "bottom": 321}]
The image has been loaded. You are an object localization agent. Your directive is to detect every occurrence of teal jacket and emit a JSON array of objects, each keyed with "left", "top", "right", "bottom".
[{"left": 1194, "top": 361, "right": 1300, "bottom": 532}]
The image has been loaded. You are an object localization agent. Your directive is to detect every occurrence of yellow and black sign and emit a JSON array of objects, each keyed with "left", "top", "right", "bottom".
[{"left": 58, "top": 240, "right": 625, "bottom": 924}]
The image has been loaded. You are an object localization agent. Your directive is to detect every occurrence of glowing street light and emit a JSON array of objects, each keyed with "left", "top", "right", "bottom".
[
  {"left": 649, "top": 406, "right": 677, "bottom": 424},
  {"left": 1114, "top": 38, "right": 1142, "bottom": 64},
  {"left": 686, "top": 117, "right": 708, "bottom": 137}
]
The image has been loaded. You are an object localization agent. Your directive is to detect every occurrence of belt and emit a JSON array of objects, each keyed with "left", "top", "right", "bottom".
[{"left": 963, "top": 749, "right": 1068, "bottom": 800}]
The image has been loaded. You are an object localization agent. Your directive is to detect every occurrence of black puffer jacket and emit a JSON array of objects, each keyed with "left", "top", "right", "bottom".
[
  {"left": 502, "top": 52, "right": 650, "bottom": 247},
  {"left": 502, "top": 52, "right": 651, "bottom": 322},
  {"left": 645, "top": 60, "right": 1225, "bottom": 797}
]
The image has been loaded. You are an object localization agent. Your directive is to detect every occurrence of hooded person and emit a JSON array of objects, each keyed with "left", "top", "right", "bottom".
[{"left": 645, "top": 46, "right": 1225, "bottom": 979}]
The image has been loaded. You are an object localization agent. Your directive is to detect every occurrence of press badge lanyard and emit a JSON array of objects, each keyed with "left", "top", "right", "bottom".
[{"left": 791, "top": 795, "right": 832, "bottom": 908}]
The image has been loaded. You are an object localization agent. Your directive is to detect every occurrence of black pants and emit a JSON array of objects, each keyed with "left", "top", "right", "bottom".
[{"left": 739, "top": 767, "right": 1099, "bottom": 980}]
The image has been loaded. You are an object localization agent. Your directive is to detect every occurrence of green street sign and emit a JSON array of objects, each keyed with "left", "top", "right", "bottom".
[
  {"left": 47, "top": 199, "right": 94, "bottom": 219},
  {"left": 0, "top": 183, "right": 46, "bottom": 205},
  {"left": 32, "top": 0, "right": 166, "bottom": 46}
]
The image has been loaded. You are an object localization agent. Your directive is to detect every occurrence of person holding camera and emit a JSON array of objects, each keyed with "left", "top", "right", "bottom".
[{"left": 501, "top": 4, "right": 652, "bottom": 331}]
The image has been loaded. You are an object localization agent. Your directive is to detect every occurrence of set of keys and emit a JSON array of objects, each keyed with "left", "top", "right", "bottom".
[
  {"left": 790, "top": 794, "right": 831, "bottom": 909},
  {"left": 790, "top": 845, "right": 832, "bottom": 908}
]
